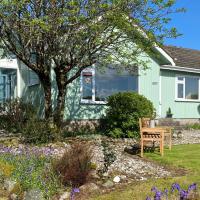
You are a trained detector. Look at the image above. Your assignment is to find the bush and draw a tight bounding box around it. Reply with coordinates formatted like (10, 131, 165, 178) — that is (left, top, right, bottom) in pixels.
(53, 143, 93, 187)
(104, 92, 155, 138)
(21, 119, 57, 144)
(0, 98, 37, 133)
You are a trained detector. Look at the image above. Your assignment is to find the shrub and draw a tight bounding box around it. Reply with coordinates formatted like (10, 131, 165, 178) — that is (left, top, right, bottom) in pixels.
(0, 98, 37, 133)
(186, 123, 200, 130)
(53, 143, 93, 187)
(104, 92, 155, 138)
(21, 119, 57, 144)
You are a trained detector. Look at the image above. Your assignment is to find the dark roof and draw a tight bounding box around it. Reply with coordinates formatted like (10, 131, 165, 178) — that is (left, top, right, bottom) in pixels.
(163, 45, 200, 69)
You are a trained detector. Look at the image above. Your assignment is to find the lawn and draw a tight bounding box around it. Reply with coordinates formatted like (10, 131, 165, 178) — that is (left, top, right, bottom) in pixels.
(90, 144, 200, 200)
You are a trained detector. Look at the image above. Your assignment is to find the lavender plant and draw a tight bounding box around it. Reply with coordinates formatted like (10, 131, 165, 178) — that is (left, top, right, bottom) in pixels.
(146, 183, 197, 200)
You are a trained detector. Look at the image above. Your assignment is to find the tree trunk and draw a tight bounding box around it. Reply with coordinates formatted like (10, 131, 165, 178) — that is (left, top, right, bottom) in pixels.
(54, 69, 67, 127)
(54, 87, 66, 127)
(39, 74, 52, 120)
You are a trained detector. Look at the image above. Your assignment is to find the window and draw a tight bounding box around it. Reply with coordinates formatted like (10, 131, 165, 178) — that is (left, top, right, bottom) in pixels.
(81, 66, 138, 103)
(176, 75, 200, 101)
(28, 69, 39, 86)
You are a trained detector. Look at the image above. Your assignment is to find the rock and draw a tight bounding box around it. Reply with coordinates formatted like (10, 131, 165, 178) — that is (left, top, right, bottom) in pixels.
(4, 179, 17, 193)
(113, 176, 120, 183)
(80, 182, 99, 193)
(140, 176, 147, 181)
(102, 172, 109, 177)
(90, 171, 100, 179)
(120, 175, 127, 180)
(102, 180, 114, 188)
(23, 189, 44, 200)
(59, 192, 70, 200)
(177, 131, 183, 138)
(10, 193, 18, 200)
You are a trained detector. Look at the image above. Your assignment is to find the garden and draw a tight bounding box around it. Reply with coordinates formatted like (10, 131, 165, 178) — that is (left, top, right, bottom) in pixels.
(0, 93, 200, 200)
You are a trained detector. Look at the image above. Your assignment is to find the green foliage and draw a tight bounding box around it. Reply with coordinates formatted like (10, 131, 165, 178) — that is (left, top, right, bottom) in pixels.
(186, 123, 200, 130)
(53, 143, 93, 187)
(0, 99, 58, 144)
(104, 92, 155, 138)
(0, 154, 60, 198)
(0, 99, 37, 133)
(98, 140, 116, 175)
(21, 119, 57, 144)
(0, 0, 184, 121)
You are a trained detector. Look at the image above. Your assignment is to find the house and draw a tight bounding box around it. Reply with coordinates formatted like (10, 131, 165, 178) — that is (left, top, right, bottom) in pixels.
(0, 45, 200, 124)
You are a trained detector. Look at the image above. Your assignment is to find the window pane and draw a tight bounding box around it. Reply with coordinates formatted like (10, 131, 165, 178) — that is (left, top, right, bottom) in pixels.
(95, 68, 138, 101)
(177, 83, 184, 98)
(82, 73, 93, 100)
(185, 77, 199, 100)
(29, 70, 39, 86)
(178, 77, 184, 81)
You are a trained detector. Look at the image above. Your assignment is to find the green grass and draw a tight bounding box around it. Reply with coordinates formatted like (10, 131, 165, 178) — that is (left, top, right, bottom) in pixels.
(90, 144, 200, 200)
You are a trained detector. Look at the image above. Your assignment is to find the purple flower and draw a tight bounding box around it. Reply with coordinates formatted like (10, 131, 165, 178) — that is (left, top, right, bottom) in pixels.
(171, 183, 181, 192)
(180, 190, 188, 200)
(70, 188, 80, 200)
(188, 183, 197, 192)
(146, 197, 151, 200)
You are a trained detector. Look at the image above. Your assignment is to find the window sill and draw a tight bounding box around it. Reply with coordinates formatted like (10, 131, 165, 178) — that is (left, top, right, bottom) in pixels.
(81, 99, 107, 105)
(28, 83, 39, 87)
(175, 99, 200, 103)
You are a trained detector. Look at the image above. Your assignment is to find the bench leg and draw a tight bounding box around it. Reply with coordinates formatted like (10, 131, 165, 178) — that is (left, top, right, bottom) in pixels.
(141, 140, 144, 158)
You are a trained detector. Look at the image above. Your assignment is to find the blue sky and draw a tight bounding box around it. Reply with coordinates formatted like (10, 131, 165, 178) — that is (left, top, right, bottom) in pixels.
(165, 0, 200, 50)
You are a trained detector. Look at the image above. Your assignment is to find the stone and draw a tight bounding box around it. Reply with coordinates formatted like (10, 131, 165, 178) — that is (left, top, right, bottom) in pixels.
(102, 180, 114, 188)
(102, 172, 109, 177)
(59, 192, 70, 200)
(140, 176, 147, 181)
(113, 176, 120, 183)
(120, 175, 127, 180)
(23, 189, 44, 200)
(10, 193, 18, 200)
(80, 182, 99, 193)
(4, 179, 17, 193)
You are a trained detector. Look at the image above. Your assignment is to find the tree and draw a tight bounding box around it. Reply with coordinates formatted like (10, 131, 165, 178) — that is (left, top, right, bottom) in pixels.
(0, 0, 184, 125)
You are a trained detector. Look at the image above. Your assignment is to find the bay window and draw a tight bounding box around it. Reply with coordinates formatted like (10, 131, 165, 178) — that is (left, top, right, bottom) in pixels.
(176, 75, 200, 101)
(81, 66, 138, 103)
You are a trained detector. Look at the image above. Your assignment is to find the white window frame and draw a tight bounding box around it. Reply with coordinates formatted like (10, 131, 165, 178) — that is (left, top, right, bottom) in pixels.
(80, 67, 107, 104)
(175, 74, 200, 102)
(80, 66, 138, 104)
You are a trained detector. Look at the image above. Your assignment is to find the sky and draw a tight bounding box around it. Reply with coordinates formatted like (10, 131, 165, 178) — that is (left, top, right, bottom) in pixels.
(164, 0, 200, 50)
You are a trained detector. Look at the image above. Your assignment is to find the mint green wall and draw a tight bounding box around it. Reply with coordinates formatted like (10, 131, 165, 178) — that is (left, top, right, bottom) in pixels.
(138, 58, 160, 117)
(19, 61, 45, 116)
(63, 55, 162, 120)
(51, 69, 106, 120)
(161, 69, 200, 119)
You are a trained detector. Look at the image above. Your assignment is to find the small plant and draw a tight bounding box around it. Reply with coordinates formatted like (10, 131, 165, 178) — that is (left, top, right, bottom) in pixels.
(186, 123, 200, 130)
(166, 107, 173, 118)
(53, 143, 93, 187)
(21, 119, 56, 144)
(104, 92, 155, 138)
(98, 140, 116, 175)
(0, 98, 37, 133)
(0, 162, 15, 177)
